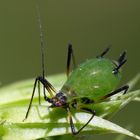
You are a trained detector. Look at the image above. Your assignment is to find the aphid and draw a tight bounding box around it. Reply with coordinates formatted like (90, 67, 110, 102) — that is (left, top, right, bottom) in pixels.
(23, 10, 129, 135)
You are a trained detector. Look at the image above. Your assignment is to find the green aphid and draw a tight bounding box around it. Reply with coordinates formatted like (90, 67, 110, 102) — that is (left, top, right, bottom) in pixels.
(24, 44, 129, 135)
(24, 10, 129, 135)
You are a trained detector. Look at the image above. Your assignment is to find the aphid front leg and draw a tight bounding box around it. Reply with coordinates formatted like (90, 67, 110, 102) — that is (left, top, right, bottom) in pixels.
(66, 44, 76, 77)
(67, 107, 95, 135)
(38, 80, 41, 105)
(23, 76, 56, 121)
(99, 85, 129, 101)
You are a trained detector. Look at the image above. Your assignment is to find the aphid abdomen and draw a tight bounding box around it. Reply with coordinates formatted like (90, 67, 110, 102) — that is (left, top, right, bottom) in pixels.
(61, 58, 121, 101)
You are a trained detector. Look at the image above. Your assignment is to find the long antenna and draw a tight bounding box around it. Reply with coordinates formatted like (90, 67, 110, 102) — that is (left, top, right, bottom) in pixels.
(36, 6, 45, 80)
(36, 5, 46, 99)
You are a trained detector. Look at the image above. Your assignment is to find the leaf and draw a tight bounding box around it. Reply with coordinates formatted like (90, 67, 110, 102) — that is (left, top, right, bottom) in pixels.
(114, 126, 133, 140)
(133, 97, 140, 102)
(0, 73, 66, 106)
(0, 73, 140, 140)
(0, 106, 140, 140)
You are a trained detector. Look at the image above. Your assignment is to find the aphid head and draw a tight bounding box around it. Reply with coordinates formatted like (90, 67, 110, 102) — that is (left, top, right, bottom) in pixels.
(49, 92, 67, 108)
(113, 51, 127, 74)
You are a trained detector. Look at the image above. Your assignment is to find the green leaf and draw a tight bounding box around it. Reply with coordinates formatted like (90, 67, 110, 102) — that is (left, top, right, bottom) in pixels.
(133, 97, 140, 102)
(0, 73, 140, 140)
(0, 105, 140, 140)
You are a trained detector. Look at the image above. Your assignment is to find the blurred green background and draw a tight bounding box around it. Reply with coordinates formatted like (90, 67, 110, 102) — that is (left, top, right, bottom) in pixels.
(0, 0, 140, 139)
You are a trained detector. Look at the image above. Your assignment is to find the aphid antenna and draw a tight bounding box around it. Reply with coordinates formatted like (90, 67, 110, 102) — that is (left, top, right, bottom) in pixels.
(36, 6, 46, 80)
(36, 5, 46, 96)
(96, 44, 111, 58)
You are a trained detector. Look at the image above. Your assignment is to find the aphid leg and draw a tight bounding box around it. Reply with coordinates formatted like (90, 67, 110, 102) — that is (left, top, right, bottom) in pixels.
(67, 107, 76, 134)
(67, 107, 95, 135)
(23, 76, 56, 121)
(37, 80, 45, 105)
(37, 76, 56, 99)
(66, 43, 76, 77)
(99, 85, 129, 101)
(23, 78, 38, 121)
(96, 45, 111, 58)
(38, 80, 41, 105)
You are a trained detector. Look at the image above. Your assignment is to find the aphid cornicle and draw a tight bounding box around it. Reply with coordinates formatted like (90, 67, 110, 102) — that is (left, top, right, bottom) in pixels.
(24, 10, 129, 135)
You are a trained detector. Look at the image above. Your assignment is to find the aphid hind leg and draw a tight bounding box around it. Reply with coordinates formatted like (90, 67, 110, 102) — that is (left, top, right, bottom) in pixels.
(67, 107, 95, 135)
(99, 85, 129, 101)
(23, 76, 56, 121)
(66, 43, 76, 77)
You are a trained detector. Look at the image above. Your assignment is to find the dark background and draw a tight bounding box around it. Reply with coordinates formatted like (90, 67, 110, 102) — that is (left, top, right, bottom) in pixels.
(0, 0, 139, 139)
